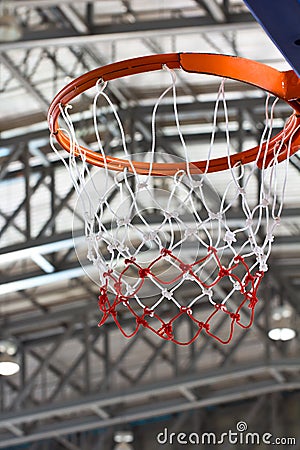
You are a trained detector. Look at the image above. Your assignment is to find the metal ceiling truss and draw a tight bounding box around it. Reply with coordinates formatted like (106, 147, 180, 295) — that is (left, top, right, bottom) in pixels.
(0, 2, 256, 52)
(0, 2, 299, 449)
(0, 276, 299, 447)
(1, 111, 300, 309)
(0, 355, 299, 448)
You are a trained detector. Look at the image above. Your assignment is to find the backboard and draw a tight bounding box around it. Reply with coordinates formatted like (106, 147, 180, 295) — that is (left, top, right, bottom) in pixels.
(244, 0, 300, 77)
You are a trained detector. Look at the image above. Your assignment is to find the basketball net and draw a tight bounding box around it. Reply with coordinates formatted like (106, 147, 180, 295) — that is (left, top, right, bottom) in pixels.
(50, 66, 297, 345)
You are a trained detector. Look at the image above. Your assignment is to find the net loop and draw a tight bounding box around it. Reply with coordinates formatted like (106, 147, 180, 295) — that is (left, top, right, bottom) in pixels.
(96, 77, 107, 92)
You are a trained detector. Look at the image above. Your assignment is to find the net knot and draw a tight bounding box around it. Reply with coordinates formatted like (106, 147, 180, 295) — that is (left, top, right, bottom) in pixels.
(207, 246, 216, 254)
(215, 304, 227, 313)
(248, 297, 258, 309)
(202, 287, 213, 297)
(233, 281, 242, 291)
(107, 243, 116, 253)
(161, 322, 173, 338)
(274, 217, 281, 226)
(255, 271, 264, 279)
(238, 187, 246, 195)
(144, 307, 154, 317)
(179, 262, 191, 273)
(233, 255, 244, 263)
(246, 292, 253, 300)
(261, 197, 269, 207)
(96, 231, 104, 240)
(199, 322, 210, 331)
(223, 230, 236, 245)
(184, 226, 197, 239)
(191, 180, 203, 189)
(117, 244, 128, 254)
(125, 257, 136, 265)
(256, 253, 268, 271)
(180, 306, 192, 315)
(117, 216, 131, 226)
(136, 317, 148, 327)
(143, 231, 157, 242)
(260, 262, 268, 272)
(99, 285, 107, 295)
(164, 210, 179, 220)
(253, 245, 264, 256)
(139, 267, 151, 278)
(161, 248, 172, 257)
(219, 266, 230, 277)
(114, 281, 122, 292)
(209, 211, 222, 220)
(87, 249, 95, 261)
(103, 270, 113, 278)
(137, 181, 148, 190)
(98, 293, 108, 309)
(230, 312, 240, 321)
(244, 273, 254, 285)
(162, 289, 173, 300)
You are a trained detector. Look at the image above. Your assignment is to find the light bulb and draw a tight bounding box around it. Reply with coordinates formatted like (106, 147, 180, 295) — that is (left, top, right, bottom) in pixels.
(268, 327, 296, 342)
(0, 360, 20, 376)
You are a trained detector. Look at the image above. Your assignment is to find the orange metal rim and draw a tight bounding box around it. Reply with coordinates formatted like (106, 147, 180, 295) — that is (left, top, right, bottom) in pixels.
(48, 53, 300, 175)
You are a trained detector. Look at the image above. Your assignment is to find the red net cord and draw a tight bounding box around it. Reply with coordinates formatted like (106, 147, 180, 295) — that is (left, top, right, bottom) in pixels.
(97, 247, 264, 345)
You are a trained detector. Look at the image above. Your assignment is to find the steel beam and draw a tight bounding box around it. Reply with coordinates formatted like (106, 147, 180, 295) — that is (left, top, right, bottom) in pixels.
(11, 323, 75, 409)
(0, 53, 49, 113)
(0, 97, 292, 151)
(196, 0, 226, 23)
(0, 360, 298, 448)
(0, 266, 91, 295)
(0, 14, 256, 51)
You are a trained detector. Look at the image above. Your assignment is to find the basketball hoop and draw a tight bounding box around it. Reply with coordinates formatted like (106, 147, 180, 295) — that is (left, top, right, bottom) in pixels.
(48, 53, 300, 345)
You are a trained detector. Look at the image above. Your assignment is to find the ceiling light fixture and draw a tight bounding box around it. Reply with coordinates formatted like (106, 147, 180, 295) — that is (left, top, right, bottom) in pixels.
(114, 430, 134, 450)
(0, 338, 20, 376)
(0, 14, 22, 42)
(268, 305, 297, 342)
(268, 327, 296, 342)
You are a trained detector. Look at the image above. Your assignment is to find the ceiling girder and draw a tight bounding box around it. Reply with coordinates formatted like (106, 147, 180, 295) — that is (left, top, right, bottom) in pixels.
(0, 53, 49, 113)
(0, 3, 299, 449)
(0, 13, 256, 52)
(0, 360, 299, 448)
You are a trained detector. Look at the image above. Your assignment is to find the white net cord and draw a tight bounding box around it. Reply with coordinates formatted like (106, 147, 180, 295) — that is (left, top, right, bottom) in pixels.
(50, 67, 298, 345)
